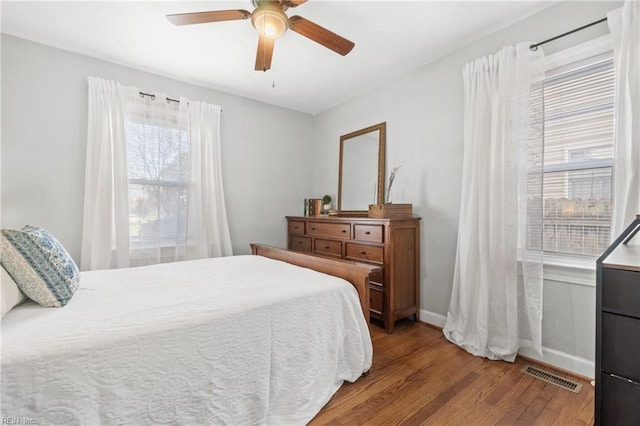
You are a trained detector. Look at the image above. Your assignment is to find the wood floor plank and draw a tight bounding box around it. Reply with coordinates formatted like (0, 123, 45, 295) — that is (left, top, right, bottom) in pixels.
(460, 363, 536, 425)
(554, 380, 592, 425)
(518, 375, 547, 406)
(310, 321, 594, 426)
(517, 395, 552, 424)
(370, 343, 488, 425)
(575, 384, 596, 425)
(533, 407, 560, 425)
(417, 361, 514, 425)
(313, 324, 452, 423)
(495, 401, 529, 426)
(327, 342, 472, 425)
(481, 361, 522, 406)
(310, 362, 413, 424)
(545, 379, 576, 413)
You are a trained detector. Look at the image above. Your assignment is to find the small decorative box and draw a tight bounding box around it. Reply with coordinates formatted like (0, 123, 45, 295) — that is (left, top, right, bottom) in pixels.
(368, 204, 413, 218)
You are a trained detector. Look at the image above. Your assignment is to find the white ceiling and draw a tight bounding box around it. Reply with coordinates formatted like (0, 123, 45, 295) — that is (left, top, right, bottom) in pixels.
(1, 1, 556, 115)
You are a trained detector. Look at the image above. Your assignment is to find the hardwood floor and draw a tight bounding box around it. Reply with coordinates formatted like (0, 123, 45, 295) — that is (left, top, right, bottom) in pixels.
(310, 320, 594, 425)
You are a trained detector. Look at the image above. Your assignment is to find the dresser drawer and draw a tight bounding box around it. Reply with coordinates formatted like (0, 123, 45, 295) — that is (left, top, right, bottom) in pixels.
(307, 222, 351, 239)
(370, 283, 384, 314)
(345, 243, 384, 264)
(602, 312, 640, 381)
(354, 224, 384, 243)
(602, 268, 640, 317)
(314, 238, 342, 257)
(369, 268, 384, 286)
(600, 372, 640, 425)
(288, 220, 305, 234)
(289, 235, 311, 252)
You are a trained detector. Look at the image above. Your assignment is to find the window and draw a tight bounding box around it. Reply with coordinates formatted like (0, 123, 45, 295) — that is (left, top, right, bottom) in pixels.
(125, 99, 189, 266)
(82, 77, 232, 271)
(538, 51, 614, 258)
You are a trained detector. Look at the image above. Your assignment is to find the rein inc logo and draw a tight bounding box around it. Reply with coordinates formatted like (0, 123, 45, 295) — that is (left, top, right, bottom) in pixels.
(2, 418, 35, 425)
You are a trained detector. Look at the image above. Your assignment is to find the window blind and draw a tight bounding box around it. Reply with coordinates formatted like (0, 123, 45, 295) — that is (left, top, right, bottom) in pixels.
(540, 57, 614, 257)
(125, 104, 190, 265)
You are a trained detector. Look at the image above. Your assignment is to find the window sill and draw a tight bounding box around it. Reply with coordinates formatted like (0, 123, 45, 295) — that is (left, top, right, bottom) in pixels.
(519, 254, 596, 287)
(542, 254, 596, 287)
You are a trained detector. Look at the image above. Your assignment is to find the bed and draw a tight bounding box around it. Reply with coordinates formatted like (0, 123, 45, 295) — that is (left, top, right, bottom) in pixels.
(1, 243, 378, 425)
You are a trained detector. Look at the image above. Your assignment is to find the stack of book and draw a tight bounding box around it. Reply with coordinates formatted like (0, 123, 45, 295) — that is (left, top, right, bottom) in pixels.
(303, 198, 324, 216)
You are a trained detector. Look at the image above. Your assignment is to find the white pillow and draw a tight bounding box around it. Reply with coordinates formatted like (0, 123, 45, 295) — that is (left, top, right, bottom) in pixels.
(1, 265, 26, 318)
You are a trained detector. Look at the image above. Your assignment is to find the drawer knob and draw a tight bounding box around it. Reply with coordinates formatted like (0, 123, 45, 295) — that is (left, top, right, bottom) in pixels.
(365, 231, 371, 235)
(360, 251, 367, 255)
(325, 246, 330, 249)
(294, 226, 299, 229)
(311, 227, 316, 231)
(342, 230, 346, 233)
(298, 241, 303, 245)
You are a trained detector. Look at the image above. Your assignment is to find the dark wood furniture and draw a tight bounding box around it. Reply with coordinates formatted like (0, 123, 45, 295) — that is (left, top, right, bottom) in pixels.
(596, 214, 640, 425)
(285, 215, 421, 333)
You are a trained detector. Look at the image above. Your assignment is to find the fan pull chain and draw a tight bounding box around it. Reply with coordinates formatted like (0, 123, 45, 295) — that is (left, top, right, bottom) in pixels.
(262, 19, 267, 72)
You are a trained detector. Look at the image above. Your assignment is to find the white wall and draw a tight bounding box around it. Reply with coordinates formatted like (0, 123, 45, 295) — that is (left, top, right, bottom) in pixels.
(1, 34, 314, 262)
(313, 0, 621, 377)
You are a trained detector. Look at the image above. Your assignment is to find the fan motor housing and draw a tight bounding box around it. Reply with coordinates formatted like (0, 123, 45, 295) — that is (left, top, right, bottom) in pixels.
(251, 3, 289, 39)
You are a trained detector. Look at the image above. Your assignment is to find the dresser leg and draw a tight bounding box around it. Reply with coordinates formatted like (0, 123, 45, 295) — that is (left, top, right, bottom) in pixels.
(385, 320, 395, 334)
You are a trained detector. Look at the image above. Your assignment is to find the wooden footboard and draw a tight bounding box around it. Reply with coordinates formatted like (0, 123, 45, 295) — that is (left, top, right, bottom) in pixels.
(250, 244, 380, 321)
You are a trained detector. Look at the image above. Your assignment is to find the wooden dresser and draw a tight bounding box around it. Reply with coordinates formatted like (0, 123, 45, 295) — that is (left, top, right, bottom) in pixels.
(595, 214, 640, 425)
(286, 215, 421, 333)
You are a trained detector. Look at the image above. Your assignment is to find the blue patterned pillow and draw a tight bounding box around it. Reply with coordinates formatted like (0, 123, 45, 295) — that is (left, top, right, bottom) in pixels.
(0, 226, 80, 307)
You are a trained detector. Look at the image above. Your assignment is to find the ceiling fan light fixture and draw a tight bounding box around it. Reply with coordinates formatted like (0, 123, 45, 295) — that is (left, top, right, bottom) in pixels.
(251, 5, 288, 39)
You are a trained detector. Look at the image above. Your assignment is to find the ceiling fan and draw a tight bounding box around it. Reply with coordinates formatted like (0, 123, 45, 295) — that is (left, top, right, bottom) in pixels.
(166, 0, 355, 72)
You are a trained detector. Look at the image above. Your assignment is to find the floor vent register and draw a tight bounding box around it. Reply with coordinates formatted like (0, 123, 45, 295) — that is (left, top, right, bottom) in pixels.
(521, 365, 583, 393)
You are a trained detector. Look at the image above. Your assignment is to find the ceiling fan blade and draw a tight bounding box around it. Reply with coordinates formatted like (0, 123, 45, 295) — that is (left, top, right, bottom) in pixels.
(289, 16, 354, 56)
(282, 0, 308, 8)
(255, 35, 275, 71)
(167, 10, 251, 26)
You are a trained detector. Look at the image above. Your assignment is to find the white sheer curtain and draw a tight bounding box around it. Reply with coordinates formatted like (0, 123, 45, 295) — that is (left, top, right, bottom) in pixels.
(608, 0, 640, 238)
(81, 77, 233, 271)
(185, 101, 233, 259)
(443, 43, 545, 361)
(81, 77, 133, 270)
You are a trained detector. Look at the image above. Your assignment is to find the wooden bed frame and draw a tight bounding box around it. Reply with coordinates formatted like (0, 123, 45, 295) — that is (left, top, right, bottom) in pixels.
(250, 243, 380, 321)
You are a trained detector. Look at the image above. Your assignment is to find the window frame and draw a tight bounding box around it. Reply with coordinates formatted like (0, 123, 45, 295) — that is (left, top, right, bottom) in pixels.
(124, 104, 191, 254)
(536, 34, 614, 284)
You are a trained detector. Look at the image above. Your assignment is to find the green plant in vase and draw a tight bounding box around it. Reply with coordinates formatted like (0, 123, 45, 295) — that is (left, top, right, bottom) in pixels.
(322, 194, 332, 215)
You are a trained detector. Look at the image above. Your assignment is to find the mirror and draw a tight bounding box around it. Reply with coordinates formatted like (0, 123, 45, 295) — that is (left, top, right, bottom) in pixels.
(338, 122, 386, 215)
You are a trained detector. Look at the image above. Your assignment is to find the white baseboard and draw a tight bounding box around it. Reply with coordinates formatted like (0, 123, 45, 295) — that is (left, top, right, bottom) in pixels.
(517, 346, 594, 380)
(419, 309, 594, 379)
(419, 308, 446, 327)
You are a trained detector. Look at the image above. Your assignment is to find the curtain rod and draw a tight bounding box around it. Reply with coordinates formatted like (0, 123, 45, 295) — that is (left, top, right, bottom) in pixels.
(529, 17, 608, 51)
(139, 91, 180, 104)
(138, 91, 223, 112)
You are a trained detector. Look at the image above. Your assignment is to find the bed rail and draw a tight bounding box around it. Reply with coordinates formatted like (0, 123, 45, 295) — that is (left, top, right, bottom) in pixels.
(250, 243, 380, 321)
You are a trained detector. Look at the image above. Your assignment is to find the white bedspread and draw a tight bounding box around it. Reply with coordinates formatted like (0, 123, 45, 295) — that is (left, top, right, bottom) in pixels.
(1, 255, 372, 425)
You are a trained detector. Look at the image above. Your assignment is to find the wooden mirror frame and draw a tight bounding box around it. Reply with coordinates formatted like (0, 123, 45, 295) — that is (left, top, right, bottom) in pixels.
(338, 122, 386, 216)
